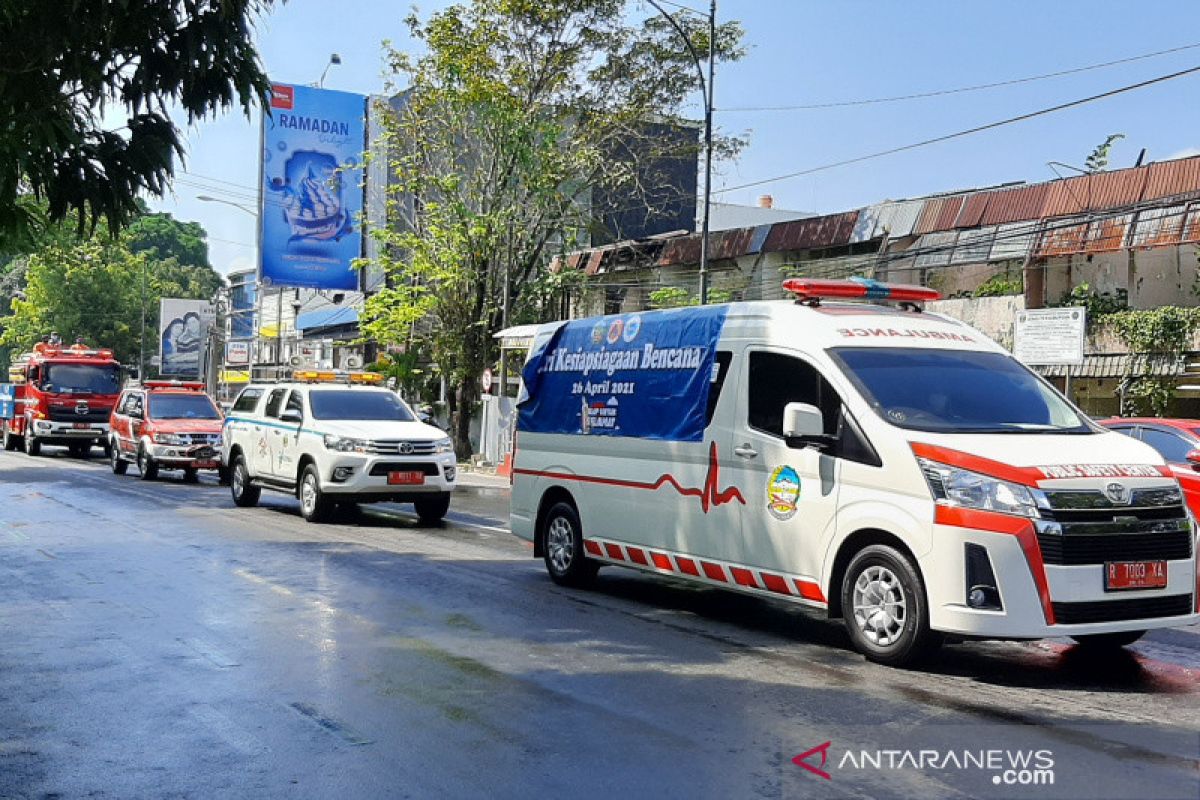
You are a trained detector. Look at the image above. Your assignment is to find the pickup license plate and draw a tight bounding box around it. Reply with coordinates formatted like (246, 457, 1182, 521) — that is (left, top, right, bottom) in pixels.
(72, 423, 90, 430)
(1105, 560, 1167, 591)
(387, 470, 425, 486)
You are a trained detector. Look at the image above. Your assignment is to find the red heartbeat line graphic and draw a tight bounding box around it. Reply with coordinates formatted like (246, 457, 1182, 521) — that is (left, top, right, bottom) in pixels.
(649, 441, 745, 513)
(793, 741, 832, 780)
(512, 441, 745, 514)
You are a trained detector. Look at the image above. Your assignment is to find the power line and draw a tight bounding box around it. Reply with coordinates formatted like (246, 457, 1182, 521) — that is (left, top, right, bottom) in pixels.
(721, 41, 1200, 112)
(716, 64, 1200, 195)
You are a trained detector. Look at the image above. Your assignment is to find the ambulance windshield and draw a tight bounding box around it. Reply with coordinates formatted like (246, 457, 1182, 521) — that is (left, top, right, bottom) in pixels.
(831, 348, 1092, 434)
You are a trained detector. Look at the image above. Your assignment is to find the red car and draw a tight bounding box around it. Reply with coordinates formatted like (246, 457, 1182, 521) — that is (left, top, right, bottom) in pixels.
(108, 381, 227, 482)
(1098, 417, 1200, 516)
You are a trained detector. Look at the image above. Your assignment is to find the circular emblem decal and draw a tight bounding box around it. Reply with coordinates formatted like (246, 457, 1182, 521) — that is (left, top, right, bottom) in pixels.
(607, 318, 624, 345)
(623, 315, 642, 342)
(1104, 482, 1131, 504)
(767, 465, 801, 521)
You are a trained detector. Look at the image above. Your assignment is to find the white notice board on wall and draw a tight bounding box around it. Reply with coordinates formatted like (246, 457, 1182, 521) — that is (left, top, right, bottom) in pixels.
(1013, 307, 1086, 366)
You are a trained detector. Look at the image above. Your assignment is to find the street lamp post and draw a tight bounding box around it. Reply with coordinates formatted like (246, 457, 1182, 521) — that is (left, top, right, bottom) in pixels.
(644, 0, 716, 305)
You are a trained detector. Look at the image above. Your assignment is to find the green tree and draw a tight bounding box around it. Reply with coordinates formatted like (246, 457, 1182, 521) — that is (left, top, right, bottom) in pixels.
(0, 0, 273, 244)
(125, 211, 212, 269)
(361, 0, 744, 455)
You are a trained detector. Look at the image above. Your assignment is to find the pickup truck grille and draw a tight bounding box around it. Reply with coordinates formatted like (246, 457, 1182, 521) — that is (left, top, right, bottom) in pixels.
(367, 439, 437, 455)
(1037, 488, 1192, 566)
(179, 433, 221, 446)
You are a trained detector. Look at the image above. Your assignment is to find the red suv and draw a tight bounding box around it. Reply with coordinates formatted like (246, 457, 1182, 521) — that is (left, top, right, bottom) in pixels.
(1098, 417, 1200, 516)
(109, 381, 227, 482)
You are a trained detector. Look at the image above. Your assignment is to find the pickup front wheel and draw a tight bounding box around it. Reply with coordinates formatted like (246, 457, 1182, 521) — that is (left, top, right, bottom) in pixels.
(298, 464, 333, 523)
(413, 493, 451, 525)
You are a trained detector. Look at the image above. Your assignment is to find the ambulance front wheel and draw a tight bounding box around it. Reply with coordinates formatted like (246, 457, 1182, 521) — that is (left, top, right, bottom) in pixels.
(542, 501, 599, 587)
(841, 544, 941, 667)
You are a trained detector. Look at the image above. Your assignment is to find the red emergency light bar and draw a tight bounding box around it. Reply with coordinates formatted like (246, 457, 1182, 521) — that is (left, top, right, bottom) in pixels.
(143, 380, 206, 391)
(782, 277, 941, 304)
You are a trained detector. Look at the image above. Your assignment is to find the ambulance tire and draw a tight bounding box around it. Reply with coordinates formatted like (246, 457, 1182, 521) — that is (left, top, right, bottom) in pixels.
(298, 464, 333, 523)
(1071, 630, 1145, 649)
(23, 433, 40, 456)
(542, 501, 599, 587)
(137, 446, 158, 481)
(230, 455, 260, 507)
(414, 493, 451, 525)
(841, 544, 941, 667)
(110, 444, 128, 475)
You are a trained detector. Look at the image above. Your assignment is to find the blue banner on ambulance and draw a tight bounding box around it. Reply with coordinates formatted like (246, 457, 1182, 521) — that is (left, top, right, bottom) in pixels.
(518, 306, 728, 441)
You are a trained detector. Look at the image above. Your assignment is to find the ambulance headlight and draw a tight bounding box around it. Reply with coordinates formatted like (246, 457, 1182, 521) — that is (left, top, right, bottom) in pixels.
(433, 437, 453, 454)
(153, 433, 186, 445)
(323, 434, 369, 453)
(918, 458, 1040, 519)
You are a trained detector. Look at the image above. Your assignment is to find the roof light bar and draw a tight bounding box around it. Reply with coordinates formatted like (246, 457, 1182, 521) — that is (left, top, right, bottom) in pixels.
(782, 277, 941, 304)
(292, 369, 385, 385)
(143, 380, 206, 391)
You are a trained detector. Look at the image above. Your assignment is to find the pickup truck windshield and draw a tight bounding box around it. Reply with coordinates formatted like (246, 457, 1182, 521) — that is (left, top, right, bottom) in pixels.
(308, 390, 415, 421)
(42, 363, 121, 395)
(148, 394, 221, 420)
(831, 347, 1093, 434)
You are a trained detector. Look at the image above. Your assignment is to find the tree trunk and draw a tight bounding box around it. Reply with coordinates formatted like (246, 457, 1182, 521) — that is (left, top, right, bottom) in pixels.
(451, 378, 480, 458)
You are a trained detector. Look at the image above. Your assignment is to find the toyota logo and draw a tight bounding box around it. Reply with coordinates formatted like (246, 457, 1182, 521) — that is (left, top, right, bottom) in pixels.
(398, 442, 414, 454)
(1104, 482, 1132, 505)
(74, 401, 89, 416)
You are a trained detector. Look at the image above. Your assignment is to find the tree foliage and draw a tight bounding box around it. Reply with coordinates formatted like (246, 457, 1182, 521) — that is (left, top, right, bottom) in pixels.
(1085, 133, 1125, 173)
(361, 0, 745, 454)
(0, 0, 273, 245)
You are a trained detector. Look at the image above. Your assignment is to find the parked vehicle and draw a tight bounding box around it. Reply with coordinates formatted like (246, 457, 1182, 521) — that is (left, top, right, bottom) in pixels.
(510, 278, 1200, 666)
(220, 371, 457, 523)
(1, 342, 122, 457)
(1098, 417, 1200, 516)
(109, 381, 226, 482)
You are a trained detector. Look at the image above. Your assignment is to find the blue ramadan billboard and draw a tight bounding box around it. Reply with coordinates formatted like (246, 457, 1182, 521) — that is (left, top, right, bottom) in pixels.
(259, 83, 365, 290)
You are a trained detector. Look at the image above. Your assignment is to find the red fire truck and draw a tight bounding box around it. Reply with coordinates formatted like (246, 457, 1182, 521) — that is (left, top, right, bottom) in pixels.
(1, 343, 123, 457)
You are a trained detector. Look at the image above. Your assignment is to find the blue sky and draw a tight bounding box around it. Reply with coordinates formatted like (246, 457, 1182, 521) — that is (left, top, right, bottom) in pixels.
(155, 0, 1200, 274)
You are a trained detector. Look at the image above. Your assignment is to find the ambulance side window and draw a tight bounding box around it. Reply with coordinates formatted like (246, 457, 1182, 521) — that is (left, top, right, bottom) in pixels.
(705, 351, 733, 426)
(748, 351, 840, 437)
(264, 388, 288, 418)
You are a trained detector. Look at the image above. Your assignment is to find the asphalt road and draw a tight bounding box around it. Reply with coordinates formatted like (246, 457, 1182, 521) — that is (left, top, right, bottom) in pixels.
(1, 448, 1198, 800)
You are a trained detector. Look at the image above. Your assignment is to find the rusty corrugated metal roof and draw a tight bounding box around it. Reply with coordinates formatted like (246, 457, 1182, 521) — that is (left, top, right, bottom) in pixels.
(1144, 156, 1200, 201)
(1043, 168, 1149, 216)
(761, 211, 859, 252)
(956, 193, 989, 228)
(979, 184, 1050, 225)
(914, 196, 966, 234)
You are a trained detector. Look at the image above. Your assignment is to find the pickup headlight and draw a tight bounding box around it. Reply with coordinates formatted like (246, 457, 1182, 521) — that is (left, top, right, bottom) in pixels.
(153, 433, 186, 445)
(323, 434, 369, 453)
(433, 437, 454, 454)
(918, 458, 1041, 518)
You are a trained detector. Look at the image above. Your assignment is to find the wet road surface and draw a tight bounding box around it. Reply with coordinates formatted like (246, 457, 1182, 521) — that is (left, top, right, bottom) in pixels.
(1, 449, 1198, 799)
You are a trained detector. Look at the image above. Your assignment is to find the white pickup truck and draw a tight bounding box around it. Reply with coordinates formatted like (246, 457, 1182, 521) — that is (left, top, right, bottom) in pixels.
(220, 375, 457, 523)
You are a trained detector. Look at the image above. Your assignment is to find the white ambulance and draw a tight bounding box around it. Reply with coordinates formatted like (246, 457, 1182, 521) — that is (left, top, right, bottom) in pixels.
(510, 279, 1200, 665)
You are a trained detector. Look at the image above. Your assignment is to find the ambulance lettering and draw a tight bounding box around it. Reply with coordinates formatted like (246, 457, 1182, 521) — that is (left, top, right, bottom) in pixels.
(1037, 463, 1163, 479)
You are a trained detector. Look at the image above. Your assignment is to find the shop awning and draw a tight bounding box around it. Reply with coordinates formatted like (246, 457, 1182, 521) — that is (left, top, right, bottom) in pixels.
(1033, 354, 1184, 379)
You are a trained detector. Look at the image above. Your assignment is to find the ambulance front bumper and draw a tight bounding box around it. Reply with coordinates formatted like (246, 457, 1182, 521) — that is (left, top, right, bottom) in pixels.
(925, 518, 1200, 639)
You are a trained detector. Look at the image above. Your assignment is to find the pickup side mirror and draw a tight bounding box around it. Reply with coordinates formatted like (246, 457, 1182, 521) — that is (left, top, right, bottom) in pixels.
(280, 409, 303, 424)
(1186, 448, 1200, 469)
(783, 402, 836, 450)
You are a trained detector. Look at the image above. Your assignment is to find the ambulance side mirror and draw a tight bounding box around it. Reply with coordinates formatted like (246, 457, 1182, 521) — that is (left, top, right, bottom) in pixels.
(1186, 448, 1200, 470)
(783, 402, 835, 450)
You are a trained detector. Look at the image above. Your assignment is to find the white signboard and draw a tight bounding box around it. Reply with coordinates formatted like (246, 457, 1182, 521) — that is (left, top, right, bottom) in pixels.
(225, 341, 251, 365)
(1014, 307, 1086, 366)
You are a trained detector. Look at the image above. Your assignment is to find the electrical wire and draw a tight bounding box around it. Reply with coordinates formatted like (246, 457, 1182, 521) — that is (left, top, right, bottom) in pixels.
(722, 41, 1200, 112)
(716, 64, 1200, 195)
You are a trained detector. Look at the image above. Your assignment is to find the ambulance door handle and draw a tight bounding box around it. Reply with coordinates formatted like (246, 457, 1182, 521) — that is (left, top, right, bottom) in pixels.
(734, 443, 758, 459)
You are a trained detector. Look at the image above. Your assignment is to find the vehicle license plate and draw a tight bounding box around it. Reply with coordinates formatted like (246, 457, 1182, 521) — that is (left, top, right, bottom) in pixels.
(1104, 560, 1167, 591)
(387, 470, 425, 485)
(72, 423, 90, 430)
